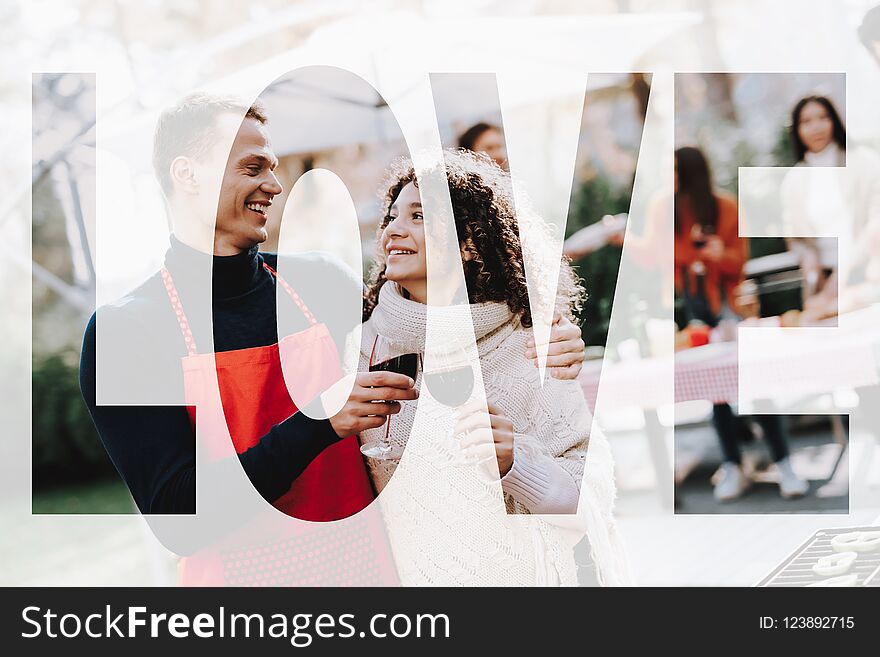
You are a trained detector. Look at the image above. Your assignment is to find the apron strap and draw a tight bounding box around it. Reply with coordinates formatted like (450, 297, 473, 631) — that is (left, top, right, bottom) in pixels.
(262, 262, 318, 327)
(160, 267, 199, 357)
(160, 261, 320, 357)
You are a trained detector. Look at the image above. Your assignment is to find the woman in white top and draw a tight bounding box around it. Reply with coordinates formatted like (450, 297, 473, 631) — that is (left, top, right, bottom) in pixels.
(781, 95, 880, 319)
(351, 149, 629, 586)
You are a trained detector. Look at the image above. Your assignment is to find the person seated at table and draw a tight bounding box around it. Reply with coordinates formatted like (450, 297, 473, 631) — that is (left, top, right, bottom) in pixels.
(781, 95, 880, 322)
(677, 147, 809, 500)
(623, 147, 808, 501)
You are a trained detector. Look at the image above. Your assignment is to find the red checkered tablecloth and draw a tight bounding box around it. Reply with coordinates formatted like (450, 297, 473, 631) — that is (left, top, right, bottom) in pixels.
(579, 308, 880, 413)
(673, 343, 740, 404)
(578, 342, 739, 413)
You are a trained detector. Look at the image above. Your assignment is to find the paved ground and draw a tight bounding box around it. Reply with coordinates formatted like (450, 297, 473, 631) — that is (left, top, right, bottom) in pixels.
(606, 415, 880, 584)
(0, 417, 869, 586)
(674, 419, 849, 514)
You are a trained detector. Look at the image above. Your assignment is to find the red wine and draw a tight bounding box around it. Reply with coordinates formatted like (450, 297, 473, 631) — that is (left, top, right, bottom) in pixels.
(424, 366, 474, 407)
(369, 353, 419, 380)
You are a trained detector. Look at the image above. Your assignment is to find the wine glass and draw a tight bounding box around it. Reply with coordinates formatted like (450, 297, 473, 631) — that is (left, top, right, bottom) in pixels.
(691, 223, 714, 251)
(359, 334, 420, 461)
(424, 343, 494, 468)
(423, 343, 475, 408)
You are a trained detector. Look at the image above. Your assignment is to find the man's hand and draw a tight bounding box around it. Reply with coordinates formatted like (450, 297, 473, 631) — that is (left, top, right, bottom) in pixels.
(328, 371, 418, 438)
(604, 214, 626, 248)
(525, 311, 585, 380)
(454, 401, 515, 477)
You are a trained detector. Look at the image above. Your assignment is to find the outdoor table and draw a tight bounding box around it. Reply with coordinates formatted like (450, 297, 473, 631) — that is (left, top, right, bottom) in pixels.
(577, 304, 880, 508)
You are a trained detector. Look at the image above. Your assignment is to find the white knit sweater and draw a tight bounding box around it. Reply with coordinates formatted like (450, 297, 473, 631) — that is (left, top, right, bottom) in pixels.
(350, 282, 631, 586)
(782, 144, 880, 286)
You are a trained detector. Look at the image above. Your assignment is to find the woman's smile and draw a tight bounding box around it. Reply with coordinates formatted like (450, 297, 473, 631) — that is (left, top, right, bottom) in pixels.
(387, 246, 417, 258)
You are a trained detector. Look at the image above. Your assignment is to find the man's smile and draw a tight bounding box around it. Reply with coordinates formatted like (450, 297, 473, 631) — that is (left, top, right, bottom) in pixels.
(245, 201, 270, 219)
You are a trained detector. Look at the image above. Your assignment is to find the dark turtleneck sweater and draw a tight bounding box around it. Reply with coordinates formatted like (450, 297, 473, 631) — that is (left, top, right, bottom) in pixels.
(79, 236, 363, 517)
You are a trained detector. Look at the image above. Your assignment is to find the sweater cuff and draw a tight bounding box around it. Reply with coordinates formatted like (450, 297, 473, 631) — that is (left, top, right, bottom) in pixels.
(501, 440, 580, 514)
(501, 443, 553, 510)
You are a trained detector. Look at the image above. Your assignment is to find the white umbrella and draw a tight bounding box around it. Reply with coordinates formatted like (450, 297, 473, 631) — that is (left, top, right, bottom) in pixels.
(224, 11, 702, 156)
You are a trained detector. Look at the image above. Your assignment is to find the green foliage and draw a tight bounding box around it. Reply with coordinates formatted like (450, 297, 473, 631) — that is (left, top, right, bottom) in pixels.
(771, 123, 798, 169)
(567, 176, 634, 348)
(749, 124, 797, 259)
(32, 477, 134, 514)
(31, 351, 118, 489)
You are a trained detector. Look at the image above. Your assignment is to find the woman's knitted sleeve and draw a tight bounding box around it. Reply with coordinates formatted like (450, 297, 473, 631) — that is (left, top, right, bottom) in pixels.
(500, 379, 594, 514)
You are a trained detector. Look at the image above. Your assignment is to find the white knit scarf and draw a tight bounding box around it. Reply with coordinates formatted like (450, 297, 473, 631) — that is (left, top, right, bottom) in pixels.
(367, 282, 516, 356)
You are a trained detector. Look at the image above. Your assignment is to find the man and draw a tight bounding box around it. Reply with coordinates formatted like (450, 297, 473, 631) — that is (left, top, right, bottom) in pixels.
(80, 93, 586, 521)
(859, 4, 880, 64)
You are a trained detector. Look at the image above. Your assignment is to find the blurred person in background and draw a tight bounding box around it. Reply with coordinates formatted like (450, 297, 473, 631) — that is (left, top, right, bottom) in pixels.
(859, 4, 880, 64)
(781, 95, 880, 322)
(621, 147, 808, 502)
(458, 121, 508, 170)
(458, 120, 626, 260)
(456, 119, 591, 357)
(673, 147, 807, 501)
(669, 147, 746, 330)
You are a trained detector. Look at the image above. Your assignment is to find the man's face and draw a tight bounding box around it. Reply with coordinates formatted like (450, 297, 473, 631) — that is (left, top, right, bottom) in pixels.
(196, 115, 282, 255)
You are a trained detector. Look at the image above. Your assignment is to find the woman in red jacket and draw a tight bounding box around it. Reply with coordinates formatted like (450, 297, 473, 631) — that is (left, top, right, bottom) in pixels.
(677, 147, 807, 501)
(671, 147, 747, 326)
(621, 147, 808, 502)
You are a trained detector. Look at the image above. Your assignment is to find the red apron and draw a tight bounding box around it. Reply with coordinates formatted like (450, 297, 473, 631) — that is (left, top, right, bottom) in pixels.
(161, 263, 398, 586)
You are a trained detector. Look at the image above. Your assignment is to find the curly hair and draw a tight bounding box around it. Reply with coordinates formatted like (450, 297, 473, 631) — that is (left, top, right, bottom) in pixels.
(363, 149, 585, 328)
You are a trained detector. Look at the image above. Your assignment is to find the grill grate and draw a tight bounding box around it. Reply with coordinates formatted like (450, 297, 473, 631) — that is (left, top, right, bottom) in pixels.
(757, 526, 880, 587)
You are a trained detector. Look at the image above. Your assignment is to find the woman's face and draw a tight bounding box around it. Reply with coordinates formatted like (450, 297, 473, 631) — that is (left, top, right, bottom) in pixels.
(381, 182, 429, 301)
(797, 101, 835, 154)
(472, 128, 508, 170)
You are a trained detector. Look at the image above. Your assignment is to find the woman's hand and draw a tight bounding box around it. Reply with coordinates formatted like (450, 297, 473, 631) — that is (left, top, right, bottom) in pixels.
(699, 235, 725, 263)
(454, 401, 515, 476)
(525, 311, 585, 380)
(799, 247, 823, 297)
(328, 371, 418, 438)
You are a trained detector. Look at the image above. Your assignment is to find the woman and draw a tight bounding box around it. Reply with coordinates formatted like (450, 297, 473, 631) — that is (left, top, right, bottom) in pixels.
(670, 147, 748, 327)
(673, 147, 807, 502)
(352, 149, 628, 585)
(782, 95, 880, 320)
(610, 148, 747, 321)
(458, 121, 508, 170)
